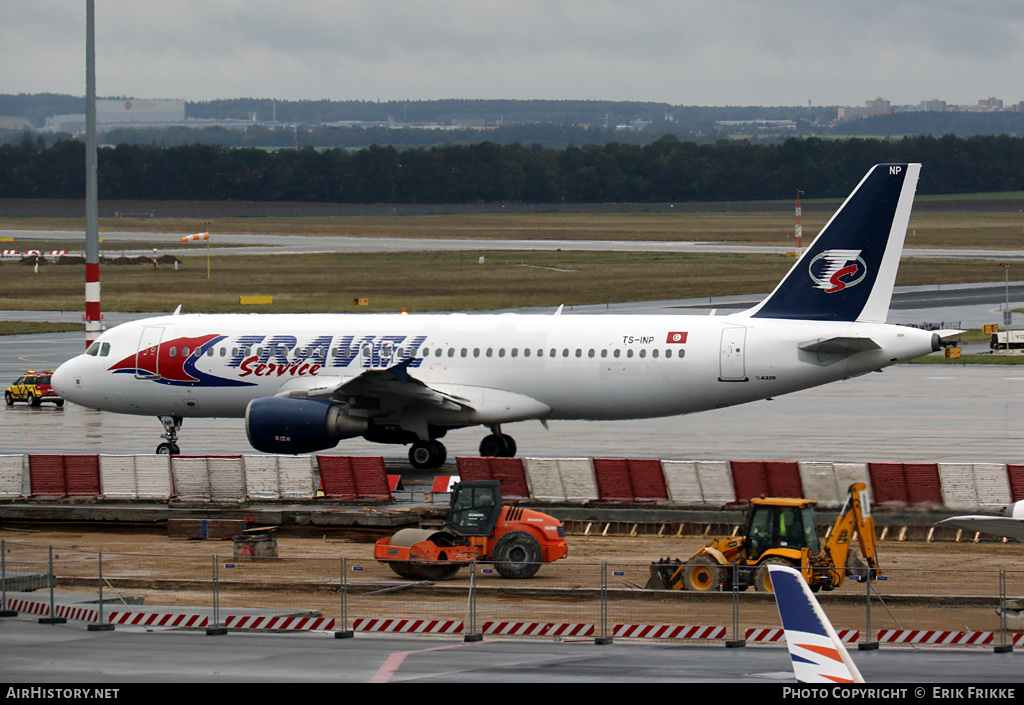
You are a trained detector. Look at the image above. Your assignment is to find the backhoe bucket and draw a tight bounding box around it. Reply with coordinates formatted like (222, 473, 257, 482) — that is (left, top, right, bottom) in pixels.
(645, 557, 684, 590)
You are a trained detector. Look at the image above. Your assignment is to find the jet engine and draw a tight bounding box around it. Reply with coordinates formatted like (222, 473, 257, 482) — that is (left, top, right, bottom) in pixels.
(245, 396, 368, 454)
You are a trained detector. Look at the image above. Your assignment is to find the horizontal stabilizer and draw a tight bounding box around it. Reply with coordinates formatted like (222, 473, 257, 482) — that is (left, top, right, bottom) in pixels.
(798, 336, 880, 355)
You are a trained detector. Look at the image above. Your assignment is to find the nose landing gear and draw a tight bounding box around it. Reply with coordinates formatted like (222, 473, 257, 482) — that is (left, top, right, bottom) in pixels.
(156, 415, 182, 455)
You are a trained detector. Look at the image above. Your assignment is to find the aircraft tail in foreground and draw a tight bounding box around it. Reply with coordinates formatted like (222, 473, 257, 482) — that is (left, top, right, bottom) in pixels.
(769, 564, 864, 684)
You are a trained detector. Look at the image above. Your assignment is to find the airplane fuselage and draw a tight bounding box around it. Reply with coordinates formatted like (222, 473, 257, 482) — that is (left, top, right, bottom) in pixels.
(55, 311, 937, 424)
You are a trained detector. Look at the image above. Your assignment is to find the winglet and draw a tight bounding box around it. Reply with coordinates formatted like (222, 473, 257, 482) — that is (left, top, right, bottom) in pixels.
(769, 564, 864, 684)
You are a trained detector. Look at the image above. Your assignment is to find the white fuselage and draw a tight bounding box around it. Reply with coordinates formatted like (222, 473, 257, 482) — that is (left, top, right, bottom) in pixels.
(52, 311, 937, 427)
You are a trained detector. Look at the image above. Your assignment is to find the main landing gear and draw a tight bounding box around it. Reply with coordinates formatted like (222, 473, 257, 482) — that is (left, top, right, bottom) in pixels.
(156, 415, 182, 455)
(407, 425, 518, 470)
(408, 439, 447, 469)
(477, 426, 516, 459)
(479, 424, 517, 458)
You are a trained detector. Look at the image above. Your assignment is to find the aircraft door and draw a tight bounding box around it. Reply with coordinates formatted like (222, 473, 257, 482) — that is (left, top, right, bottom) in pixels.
(719, 327, 747, 381)
(135, 326, 164, 379)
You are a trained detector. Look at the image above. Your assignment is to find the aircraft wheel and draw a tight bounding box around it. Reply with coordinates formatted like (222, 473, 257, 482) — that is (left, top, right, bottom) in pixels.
(492, 530, 542, 579)
(409, 440, 446, 469)
(479, 433, 515, 458)
(156, 442, 180, 455)
(754, 557, 797, 593)
(500, 434, 517, 457)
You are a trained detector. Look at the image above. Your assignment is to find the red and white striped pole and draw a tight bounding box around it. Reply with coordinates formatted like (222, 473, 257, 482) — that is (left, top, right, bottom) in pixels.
(84, 0, 101, 348)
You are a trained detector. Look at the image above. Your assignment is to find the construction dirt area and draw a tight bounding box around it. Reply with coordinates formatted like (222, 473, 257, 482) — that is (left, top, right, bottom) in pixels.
(3, 524, 1022, 639)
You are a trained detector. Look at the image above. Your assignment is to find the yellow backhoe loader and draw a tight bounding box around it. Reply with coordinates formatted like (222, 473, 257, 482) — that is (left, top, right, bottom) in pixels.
(646, 482, 880, 592)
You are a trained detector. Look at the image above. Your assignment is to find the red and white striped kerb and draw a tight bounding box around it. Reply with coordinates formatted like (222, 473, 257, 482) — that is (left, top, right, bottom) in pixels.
(108, 611, 210, 628)
(746, 628, 859, 644)
(482, 622, 595, 637)
(613, 624, 727, 640)
(225, 615, 337, 631)
(876, 630, 993, 645)
(353, 618, 464, 634)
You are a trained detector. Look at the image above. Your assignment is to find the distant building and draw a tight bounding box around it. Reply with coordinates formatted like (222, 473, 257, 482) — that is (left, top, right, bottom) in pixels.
(45, 99, 186, 133)
(837, 97, 892, 121)
(96, 99, 185, 123)
(919, 99, 947, 112)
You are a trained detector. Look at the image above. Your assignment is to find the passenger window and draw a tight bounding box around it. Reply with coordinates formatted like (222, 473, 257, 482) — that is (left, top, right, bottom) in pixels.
(461, 348, 467, 358)
(639, 349, 646, 358)
(511, 348, 518, 358)
(169, 347, 177, 357)
(473, 348, 480, 358)
(626, 350, 633, 358)
(613, 349, 621, 358)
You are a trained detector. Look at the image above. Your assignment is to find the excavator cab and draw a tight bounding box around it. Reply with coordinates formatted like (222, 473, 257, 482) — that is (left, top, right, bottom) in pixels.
(744, 499, 820, 562)
(446, 480, 503, 537)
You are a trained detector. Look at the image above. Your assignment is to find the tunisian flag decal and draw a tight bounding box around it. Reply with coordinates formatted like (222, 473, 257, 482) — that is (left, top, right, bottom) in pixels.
(666, 332, 688, 344)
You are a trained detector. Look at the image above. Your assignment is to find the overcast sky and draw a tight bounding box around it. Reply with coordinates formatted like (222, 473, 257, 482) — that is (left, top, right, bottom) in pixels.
(4, 1, 1023, 107)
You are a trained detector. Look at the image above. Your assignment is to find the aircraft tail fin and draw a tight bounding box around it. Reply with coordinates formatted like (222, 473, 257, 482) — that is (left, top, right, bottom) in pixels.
(769, 564, 865, 684)
(745, 163, 920, 324)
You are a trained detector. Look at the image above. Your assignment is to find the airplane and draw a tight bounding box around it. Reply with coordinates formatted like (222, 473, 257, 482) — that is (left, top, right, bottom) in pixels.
(51, 163, 951, 468)
(768, 563, 864, 683)
(934, 499, 1024, 542)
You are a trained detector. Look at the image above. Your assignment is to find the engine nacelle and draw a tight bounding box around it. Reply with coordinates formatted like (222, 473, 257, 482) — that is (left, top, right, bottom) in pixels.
(245, 396, 368, 455)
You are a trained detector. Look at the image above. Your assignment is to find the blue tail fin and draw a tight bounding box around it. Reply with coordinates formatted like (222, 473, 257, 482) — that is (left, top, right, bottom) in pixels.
(769, 564, 864, 684)
(746, 163, 920, 323)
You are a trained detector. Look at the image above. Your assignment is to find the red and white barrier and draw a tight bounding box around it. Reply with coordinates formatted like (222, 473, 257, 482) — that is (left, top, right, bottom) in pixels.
(747, 627, 859, 644)
(353, 618, 464, 634)
(876, 629, 994, 645)
(613, 624, 727, 640)
(108, 611, 210, 628)
(225, 615, 336, 631)
(483, 621, 594, 637)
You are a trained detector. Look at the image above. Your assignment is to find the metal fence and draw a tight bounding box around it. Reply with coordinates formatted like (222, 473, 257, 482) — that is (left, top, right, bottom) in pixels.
(2, 539, 1021, 649)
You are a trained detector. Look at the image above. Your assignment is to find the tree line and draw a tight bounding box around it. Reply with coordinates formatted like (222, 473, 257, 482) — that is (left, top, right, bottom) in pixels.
(3, 134, 1024, 204)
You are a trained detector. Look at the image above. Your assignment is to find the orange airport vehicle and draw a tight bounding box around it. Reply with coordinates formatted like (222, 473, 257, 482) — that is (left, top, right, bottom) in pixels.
(374, 480, 568, 580)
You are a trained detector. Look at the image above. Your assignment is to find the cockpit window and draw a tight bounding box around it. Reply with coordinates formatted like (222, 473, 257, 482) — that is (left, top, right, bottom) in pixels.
(86, 343, 100, 356)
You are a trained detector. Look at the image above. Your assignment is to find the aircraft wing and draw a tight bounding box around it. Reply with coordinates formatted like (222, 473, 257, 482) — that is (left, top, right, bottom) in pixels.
(276, 359, 471, 411)
(934, 516, 1024, 542)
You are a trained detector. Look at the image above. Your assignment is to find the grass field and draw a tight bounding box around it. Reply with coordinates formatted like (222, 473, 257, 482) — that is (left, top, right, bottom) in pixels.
(1, 207, 1019, 313)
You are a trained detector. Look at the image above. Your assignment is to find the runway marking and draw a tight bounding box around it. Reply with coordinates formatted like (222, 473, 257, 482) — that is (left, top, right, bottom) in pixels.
(370, 641, 488, 683)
